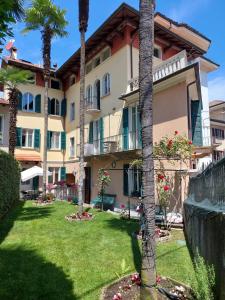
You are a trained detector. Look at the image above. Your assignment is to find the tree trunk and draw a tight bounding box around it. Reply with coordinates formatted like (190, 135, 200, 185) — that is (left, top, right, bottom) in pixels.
(139, 0, 156, 299)
(8, 88, 19, 156)
(42, 27, 51, 199)
(78, 28, 86, 214)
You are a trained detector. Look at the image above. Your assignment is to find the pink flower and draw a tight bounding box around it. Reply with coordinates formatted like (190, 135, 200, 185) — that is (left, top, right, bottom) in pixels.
(156, 275, 161, 284)
(175, 130, 179, 135)
(113, 293, 122, 300)
(164, 185, 170, 191)
(120, 204, 125, 209)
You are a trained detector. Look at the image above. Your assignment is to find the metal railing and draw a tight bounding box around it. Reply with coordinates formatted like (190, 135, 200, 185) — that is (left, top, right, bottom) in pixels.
(127, 50, 188, 93)
(188, 157, 225, 207)
(77, 131, 141, 157)
(85, 96, 101, 111)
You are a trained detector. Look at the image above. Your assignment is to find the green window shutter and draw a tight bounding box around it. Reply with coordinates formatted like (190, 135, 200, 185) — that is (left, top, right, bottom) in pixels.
(33, 176, 39, 190)
(61, 98, 67, 117)
(34, 129, 40, 148)
(35, 94, 41, 113)
(61, 132, 66, 150)
(123, 107, 129, 150)
(191, 100, 203, 146)
(47, 131, 51, 149)
(89, 122, 93, 144)
(17, 92, 22, 110)
(99, 118, 104, 153)
(48, 98, 51, 114)
(123, 164, 129, 196)
(60, 167, 66, 181)
(16, 127, 22, 147)
(137, 108, 142, 148)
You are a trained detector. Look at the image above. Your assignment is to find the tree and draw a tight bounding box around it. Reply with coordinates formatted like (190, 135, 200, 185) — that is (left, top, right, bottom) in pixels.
(139, 0, 156, 299)
(23, 0, 68, 198)
(0, 0, 24, 53)
(78, 0, 89, 214)
(0, 67, 33, 155)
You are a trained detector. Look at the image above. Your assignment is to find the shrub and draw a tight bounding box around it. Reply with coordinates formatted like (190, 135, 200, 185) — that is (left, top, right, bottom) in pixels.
(0, 150, 20, 218)
(191, 251, 215, 300)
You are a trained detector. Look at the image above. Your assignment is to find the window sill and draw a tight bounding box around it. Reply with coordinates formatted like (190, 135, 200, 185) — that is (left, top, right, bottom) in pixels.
(49, 149, 62, 152)
(49, 114, 63, 119)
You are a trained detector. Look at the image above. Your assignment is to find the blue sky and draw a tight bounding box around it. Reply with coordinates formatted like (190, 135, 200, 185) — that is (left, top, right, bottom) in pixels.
(3, 0, 225, 100)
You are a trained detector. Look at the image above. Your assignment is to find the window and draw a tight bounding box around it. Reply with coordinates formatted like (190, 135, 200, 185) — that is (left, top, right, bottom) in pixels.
(50, 132, 60, 149)
(86, 85, 92, 104)
(213, 150, 224, 161)
(50, 98, 60, 116)
(154, 46, 162, 59)
(102, 73, 110, 96)
(48, 167, 54, 184)
(22, 93, 34, 112)
(0, 115, 3, 144)
(70, 102, 75, 121)
(51, 79, 60, 90)
(123, 165, 142, 197)
(22, 129, 34, 148)
(212, 128, 224, 139)
(94, 80, 101, 110)
(102, 48, 111, 62)
(70, 137, 75, 157)
(93, 56, 101, 68)
(70, 75, 76, 86)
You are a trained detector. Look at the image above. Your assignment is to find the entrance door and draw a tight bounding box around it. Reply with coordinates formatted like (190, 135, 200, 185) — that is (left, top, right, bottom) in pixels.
(84, 167, 91, 204)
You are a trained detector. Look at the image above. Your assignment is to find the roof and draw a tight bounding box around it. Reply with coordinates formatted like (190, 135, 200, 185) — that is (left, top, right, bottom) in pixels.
(57, 2, 208, 78)
(15, 154, 41, 162)
(210, 100, 225, 108)
(0, 98, 9, 105)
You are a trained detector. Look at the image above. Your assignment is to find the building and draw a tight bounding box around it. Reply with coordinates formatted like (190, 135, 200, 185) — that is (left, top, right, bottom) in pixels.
(0, 3, 218, 208)
(210, 100, 225, 162)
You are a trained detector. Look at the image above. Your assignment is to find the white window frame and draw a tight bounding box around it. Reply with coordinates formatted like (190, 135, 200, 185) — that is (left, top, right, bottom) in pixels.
(102, 73, 110, 96)
(22, 128, 34, 148)
(0, 114, 4, 144)
(86, 85, 92, 104)
(70, 102, 75, 122)
(70, 137, 75, 158)
(50, 98, 61, 116)
(22, 92, 35, 112)
(51, 132, 61, 150)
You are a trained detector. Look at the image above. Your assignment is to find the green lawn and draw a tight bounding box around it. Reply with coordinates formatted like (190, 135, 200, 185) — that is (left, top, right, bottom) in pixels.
(0, 201, 194, 300)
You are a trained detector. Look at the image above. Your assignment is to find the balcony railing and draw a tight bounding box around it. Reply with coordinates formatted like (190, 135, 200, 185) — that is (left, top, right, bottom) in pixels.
(77, 131, 141, 157)
(85, 96, 101, 114)
(127, 50, 188, 93)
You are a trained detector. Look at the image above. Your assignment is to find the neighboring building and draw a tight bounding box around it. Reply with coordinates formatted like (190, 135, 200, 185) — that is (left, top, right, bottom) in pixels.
(0, 3, 218, 208)
(210, 100, 225, 162)
(0, 98, 9, 152)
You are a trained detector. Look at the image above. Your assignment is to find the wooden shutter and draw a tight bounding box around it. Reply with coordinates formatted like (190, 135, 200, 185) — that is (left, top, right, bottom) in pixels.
(17, 92, 22, 110)
(60, 167, 66, 181)
(47, 131, 51, 149)
(191, 100, 203, 146)
(33, 176, 39, 191)
(16, 127, 22, 147)
(123, 164, 129, 196)
(35, 94, 41, 113)
(123, 107, 129, 150)
(61, 98, 67, 116)
(61, 132, 66, 150)
(89, 122, 93, 144)
(34, 129, 40, 148)
(48, 98, 51, 114)
(99, 118, 104, 153)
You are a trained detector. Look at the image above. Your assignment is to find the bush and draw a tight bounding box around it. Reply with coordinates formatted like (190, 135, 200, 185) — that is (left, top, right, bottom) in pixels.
(0, 150, 20, 218)
(191, 251, 215, 300)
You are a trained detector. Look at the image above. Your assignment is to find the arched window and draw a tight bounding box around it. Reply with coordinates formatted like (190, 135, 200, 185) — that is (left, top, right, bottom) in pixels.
(22, 93, 34, 112)
(102, 73, 110, 96)
(94, 79, 101, 110)
(50, 98, 60, 115)
(86, 85, 92, 104)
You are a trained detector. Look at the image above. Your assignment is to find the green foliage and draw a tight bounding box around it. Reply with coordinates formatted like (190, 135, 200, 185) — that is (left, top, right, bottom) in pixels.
(0, 150, 20, 218)
(23, 0, 68, 38)
(115, 258, 130, 279)
(0, 67, 34, 90)
(97, 168, 111, 195)
(191, 251, 215, 300)
(0, 0, 24, 53)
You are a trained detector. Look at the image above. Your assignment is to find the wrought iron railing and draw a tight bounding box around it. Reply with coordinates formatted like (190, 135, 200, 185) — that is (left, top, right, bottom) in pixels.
(188, 157, 225, 207)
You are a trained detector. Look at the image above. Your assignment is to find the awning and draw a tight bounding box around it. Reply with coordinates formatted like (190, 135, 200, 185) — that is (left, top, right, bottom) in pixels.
(16, 154, 41, 162)
(21, 166, 52, 182)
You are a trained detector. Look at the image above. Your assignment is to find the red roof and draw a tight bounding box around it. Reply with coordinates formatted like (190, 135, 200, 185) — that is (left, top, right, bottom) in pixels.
(0, 98, 9, 105)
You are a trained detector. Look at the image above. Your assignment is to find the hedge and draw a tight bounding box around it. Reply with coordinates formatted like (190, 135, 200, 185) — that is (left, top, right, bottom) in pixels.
(0, 150, 20, 218)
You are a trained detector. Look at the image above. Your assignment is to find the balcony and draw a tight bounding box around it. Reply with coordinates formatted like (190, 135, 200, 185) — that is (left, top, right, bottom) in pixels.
(127, 50, 188, 93)
(212, 136, 223, 145)
(77, 131, 141, 157)
(85, 96, 101, 115)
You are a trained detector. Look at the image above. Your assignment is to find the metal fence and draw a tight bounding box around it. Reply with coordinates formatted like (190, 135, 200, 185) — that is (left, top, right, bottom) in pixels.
(188, 157, 225, 207)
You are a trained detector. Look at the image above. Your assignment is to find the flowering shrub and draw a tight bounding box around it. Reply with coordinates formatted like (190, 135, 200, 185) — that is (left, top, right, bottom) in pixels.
(153, 131, 193, 159)
(156, 173, 172, 209)
(97, 168, 111, 210)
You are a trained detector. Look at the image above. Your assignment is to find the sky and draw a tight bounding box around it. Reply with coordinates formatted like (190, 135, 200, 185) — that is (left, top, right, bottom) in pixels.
(3, 0, 225, 101)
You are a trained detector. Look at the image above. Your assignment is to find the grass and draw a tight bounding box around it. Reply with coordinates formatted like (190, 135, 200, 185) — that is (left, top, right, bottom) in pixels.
(0, 201, 195, 300)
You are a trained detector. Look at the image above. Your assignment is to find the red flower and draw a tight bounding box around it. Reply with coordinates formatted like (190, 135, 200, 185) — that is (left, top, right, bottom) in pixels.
(120, 204, 125, 209)
(175, 130, 178, 135)
(158, 174, 165, 181)
(167, 139, 173, 149)
(164, 185, 170, 191)
(104, 171, 109, 176)
(156, 275, 161, 284)
(188, 141, 193, 145)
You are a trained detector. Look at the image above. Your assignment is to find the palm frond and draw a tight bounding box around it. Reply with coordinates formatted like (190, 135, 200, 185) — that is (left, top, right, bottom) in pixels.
(0, 67, 34, 89)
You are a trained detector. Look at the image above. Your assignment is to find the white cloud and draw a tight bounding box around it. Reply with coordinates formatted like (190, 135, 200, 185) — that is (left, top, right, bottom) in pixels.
(208, 77, 225, 101)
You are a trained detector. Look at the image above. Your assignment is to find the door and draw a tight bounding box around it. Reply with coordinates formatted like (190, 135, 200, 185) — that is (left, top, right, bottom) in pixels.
(84, 167, 91, 204)
(94, 80, 101, 110)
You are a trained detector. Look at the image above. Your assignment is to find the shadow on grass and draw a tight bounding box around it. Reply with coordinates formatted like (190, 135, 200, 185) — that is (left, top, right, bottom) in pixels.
(156, 245, 186, 260)
(105, 217, 141, 273)
(17, 204, 54, 221)
(0, 247, 76, 300)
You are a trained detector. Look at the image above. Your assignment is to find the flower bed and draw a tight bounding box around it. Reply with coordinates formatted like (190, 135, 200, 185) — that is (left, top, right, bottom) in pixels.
(65, 211, 93, 221)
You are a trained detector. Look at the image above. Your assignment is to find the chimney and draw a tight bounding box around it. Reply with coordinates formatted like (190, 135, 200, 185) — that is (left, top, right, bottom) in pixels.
(10, 47, 18, 60)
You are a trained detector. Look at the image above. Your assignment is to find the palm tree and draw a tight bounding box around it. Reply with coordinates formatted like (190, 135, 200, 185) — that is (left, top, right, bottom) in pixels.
(78, 0, 89, 214)
(139, 0, 156, 299)
(23, 0, 68, 198)
(0, 67, 33, 155)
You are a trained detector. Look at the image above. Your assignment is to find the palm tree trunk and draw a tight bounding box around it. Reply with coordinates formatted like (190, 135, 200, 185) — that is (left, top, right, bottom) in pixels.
(78, 28, 86, 214)
(139, 0, 156, 299)
(8, 88, 19, 156)
(42, 27, 51, 199)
